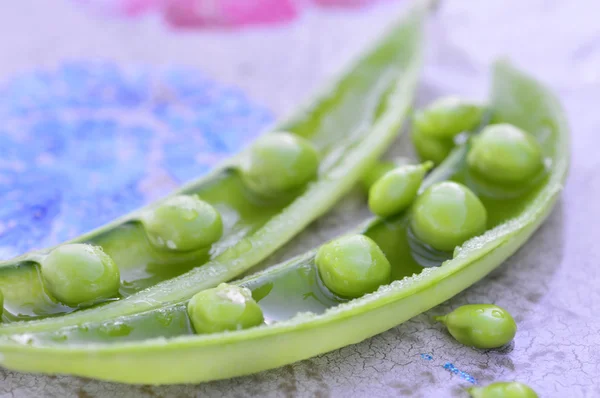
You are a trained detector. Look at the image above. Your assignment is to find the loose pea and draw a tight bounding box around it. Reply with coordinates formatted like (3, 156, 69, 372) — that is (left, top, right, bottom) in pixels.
(142, 195, 223, 252)
(315, 234, 391, 298)
(413, 96, 484, 139)
(410, 181, 487, 252)
(467, 123, 544, 185)
(41, 244, 120, 307)
(411, 127, 454, 165)
(187, 283, 264, 334)
(435, 304, 517, 349)
(240, 132, 320, 196)
(467, 382, 538, 398)
(368, 161, 433, 218)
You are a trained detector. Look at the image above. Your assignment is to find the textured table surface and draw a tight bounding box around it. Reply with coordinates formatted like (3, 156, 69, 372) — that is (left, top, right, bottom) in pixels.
(0, 0, 599, 397)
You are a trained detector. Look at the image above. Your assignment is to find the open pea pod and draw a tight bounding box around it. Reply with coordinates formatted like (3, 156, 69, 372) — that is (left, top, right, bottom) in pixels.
(0, 61, 569, 384)
(0, 2, 428, 328)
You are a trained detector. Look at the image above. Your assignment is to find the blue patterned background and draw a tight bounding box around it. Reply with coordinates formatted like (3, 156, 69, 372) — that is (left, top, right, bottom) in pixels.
(0, 61, 273, 260)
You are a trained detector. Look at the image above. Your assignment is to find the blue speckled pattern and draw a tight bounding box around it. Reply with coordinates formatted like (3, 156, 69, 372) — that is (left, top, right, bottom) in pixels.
(0, 61, 273, 260)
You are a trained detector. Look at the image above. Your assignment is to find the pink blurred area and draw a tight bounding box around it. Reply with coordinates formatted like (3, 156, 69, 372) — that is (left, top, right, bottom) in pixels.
(77, 0, 390, 28)
(161, 0, 298, 29)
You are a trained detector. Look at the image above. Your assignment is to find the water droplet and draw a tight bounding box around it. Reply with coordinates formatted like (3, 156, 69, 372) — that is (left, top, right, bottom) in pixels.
(181, 207, 199, 221)
(218, 238, 253, 262)
(50, 332, 68, 342)
(98, 321, 133, 337)
(491, 310, 504, 318)
(156, 309, 175, 327)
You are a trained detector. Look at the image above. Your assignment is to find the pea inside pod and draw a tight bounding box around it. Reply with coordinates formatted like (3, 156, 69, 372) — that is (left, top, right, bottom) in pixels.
(411, 97, 484, 165)
(410, 181, 488, 252)
(360, 157, 411, 192)
(187, 283, 264, 334)
(435, 304, 517, 349)
(315, 234, 391, 298)
(40, 244, 121, 307)
(467, 123, 544, 186)
(412, 127, 454, 165)
(467, 382, 538, 398)
(140, 195, 223, 252)
(368, 161, 433, 218)
(413, 96, 484, 139)
(240, 132, 320, 197)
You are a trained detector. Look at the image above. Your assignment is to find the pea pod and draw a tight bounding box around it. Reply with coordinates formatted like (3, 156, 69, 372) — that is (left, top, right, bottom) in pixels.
(0, 2, 427, 330)
(0, 60, 569, 384)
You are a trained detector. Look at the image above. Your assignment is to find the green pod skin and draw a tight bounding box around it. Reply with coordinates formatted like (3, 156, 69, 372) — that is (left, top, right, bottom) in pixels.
(240, 132, 320, 197)
(411, 182, 488, 252)
(435, 304, 517, 349)
(41, 244, 120, 307)
(368, 161, 433, 218)
(413, 96, 484, 139)
(0, 62, 569, 385)
(411, 127, 454, 165)
(467, 123, 544, 185)
(467, 382, 539, 398)
(187, 284, 264, 334)
(141, 195, 223, 252)
(315, 235, 391, 298)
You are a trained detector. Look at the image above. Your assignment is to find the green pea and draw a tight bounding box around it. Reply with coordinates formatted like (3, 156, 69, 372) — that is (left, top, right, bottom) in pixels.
(361, 161, 396, 192)
(410, 182, 487, 252)
(435, 304, 517, 349)
(41, 244, 121, 307)
(413, 96, 484, 139)
(142, 195, 223, 252)
(467, 382, 538, 398)
(368, 161, 433, 218)
(467, 123, 544, 185)
(315, 234, 391, 298)
(241, 132, 320, 196)
(360, 157, 411, 192)
(187, 283, 264, 334)
(411, 127, 454, 165)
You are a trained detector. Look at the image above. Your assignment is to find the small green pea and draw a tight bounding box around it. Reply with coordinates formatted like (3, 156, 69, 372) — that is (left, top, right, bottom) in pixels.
(142, 195, 223, 252)
(368, 161, 433, 218)
(467, 123, 544, 185)
(187, 283, 264, 334)
(360, 157, 411, 192)
(315, 234, 391, 298)
(411, 127, 454, 165)
(361, 161, 396, 192)
(41, 244, 121, 307)
(241, 132, 320, 196)
(410, 182, 487, 252)
(435, 304, 517, 349)
(413, 96, 484, 139)
(467, 382, 538, 398)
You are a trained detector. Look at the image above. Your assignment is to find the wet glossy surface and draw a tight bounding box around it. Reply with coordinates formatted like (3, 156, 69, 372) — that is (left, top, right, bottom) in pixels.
(0, 171, 294, 321)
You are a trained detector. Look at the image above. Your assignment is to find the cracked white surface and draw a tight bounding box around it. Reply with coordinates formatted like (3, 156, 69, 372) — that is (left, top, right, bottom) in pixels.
(0, 0, 599, 396)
